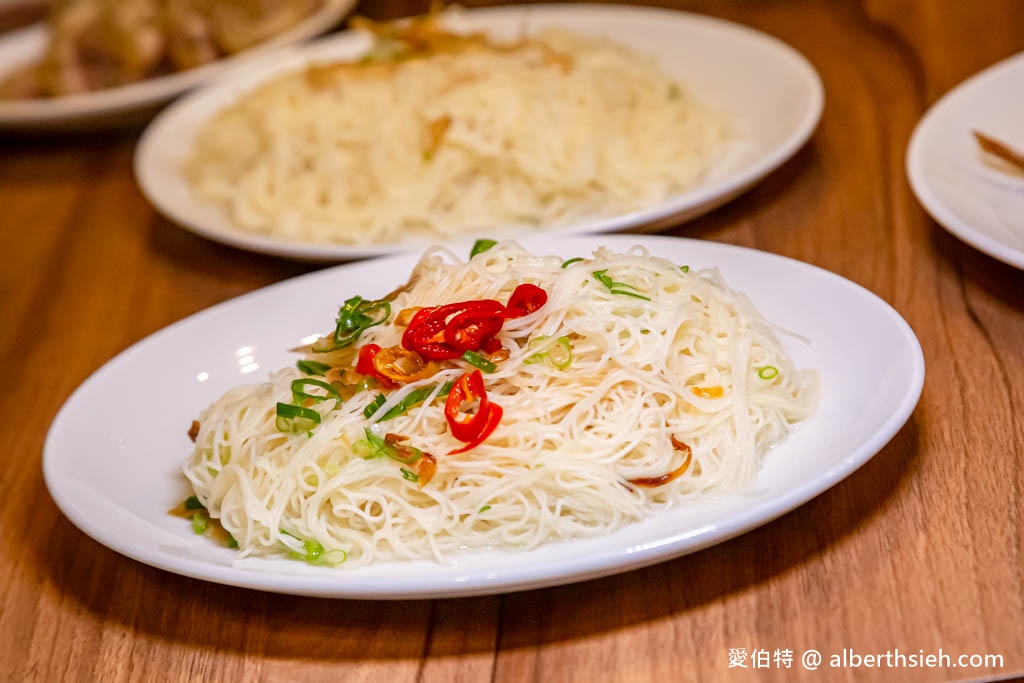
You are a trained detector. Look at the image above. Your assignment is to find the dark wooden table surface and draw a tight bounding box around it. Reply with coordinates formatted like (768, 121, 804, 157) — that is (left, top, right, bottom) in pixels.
(2, 1, 1022, 681)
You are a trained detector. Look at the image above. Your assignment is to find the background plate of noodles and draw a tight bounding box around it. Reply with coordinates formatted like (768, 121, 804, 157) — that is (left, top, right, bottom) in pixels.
(43, 235, 923, 598)
(135, 4, 824, 260)
(0, 0, 355, 130)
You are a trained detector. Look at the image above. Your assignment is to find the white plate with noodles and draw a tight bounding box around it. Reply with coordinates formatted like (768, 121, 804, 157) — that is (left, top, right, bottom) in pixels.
(0, 0, 355, 130)
(135, 4, 823, 260)
(44, 235, 923, 599)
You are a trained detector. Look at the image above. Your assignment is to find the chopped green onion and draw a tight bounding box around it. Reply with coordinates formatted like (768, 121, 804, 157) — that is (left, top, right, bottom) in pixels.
(352, 439, 373, 458)
(325, 549, 348, 564)
(227, 533, 239, 550)
(591, 269, 621, 290)
(758, 366, 779, 380)
(291, 378, 343, 405)
(381, 382, 452, 421)
(401, 468, 419, 482)
(478, 505, 491, 513)
(561, 257, 584, 268)
(358, 428, 423, 464)
(548, 336, 573, 369)
(275, 402, 322, 433)
(680, 265, 690, 273)
(525, 336, 572, 369)
(359, 428, 394, 459)
(523, 335, 550, 365)
(296, 360, 332, 376)
(592, 269, 651, 301)
(364, 382, 452, 421)
(281, 529, 332, 564)
(354, 377, 377, 393)
(470, 239, 498, 258)
(303, 539, 324, 562)
(461, 350, 497, 373)
(312, 296, 391, 352)
(184, 495, 204, 511)
(364, 393, 387, 419)
(389, 442, 423, 465)
(610, 289, 651, 301)
(191, 513, 208, 535)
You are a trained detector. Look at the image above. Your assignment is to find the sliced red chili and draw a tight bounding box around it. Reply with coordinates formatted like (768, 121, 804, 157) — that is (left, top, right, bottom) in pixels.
(444, 370, 491, 442)
(357, 344, 380, 375)
(402, 310, 455, 359)
(403, 286, 547, 360)
(449, 403, 502, 454)
(403, 300, 504, 359)
(446, 306, 504, 350)
(443, 370, 504, 453)
(504, 283, 548, 318)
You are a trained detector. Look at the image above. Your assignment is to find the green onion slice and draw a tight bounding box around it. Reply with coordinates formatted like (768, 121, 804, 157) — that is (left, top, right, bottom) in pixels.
(382, 382, 452, 421)
(284, 535, 338, 565)
(525, 336, 572, 368)
(360, 428, 394, 459)
(523, 335, 550, 365)
(610, 289, 651, 301)
(549, 336, 573, 369)
(291, 378, 343, 405)
(302, 539, 324, 562)
(592, 269, 651, 301)
(191, 513, 208, 535)
(364, 382, 452, 421)
(312, 296, 391, 353)
(401, 468, 419, 482)
(461, 350, 497, 373)
(364, 393, 387, 419)
(360, 428, 423, 464)
(593, 270, 630, 290)
(297, 360, 332, 376)
(561, 257, 584, 268)
(758, 366, 779, 380)
(275, 402, 322, 433)
(470, 239, 498, 258)
(680, 265, 690, 273)
(386, 439, 423, 465)
(184, 495, 204, 511)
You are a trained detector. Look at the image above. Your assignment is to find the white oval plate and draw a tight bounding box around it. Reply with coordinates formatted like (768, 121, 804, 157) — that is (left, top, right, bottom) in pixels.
(135, 4, 823, 261)
(0, 0, 355, 130)
(907, 52, 1024, 270)
(44, 235, 923, 599)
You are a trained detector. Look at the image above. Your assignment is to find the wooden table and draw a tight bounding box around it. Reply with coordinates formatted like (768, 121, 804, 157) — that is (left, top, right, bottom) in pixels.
(2, 1, 1021, 681)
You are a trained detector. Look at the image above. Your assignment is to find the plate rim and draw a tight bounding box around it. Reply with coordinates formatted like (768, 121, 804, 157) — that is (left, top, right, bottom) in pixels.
(0, 0, 356, 128)
(906, 51, 1024, 270)
(43, 234, 925, 599)
(134, 3, 824, 262)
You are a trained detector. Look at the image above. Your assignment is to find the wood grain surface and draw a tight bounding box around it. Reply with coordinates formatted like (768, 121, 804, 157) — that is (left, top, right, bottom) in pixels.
(1, 1, 1021, 681)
